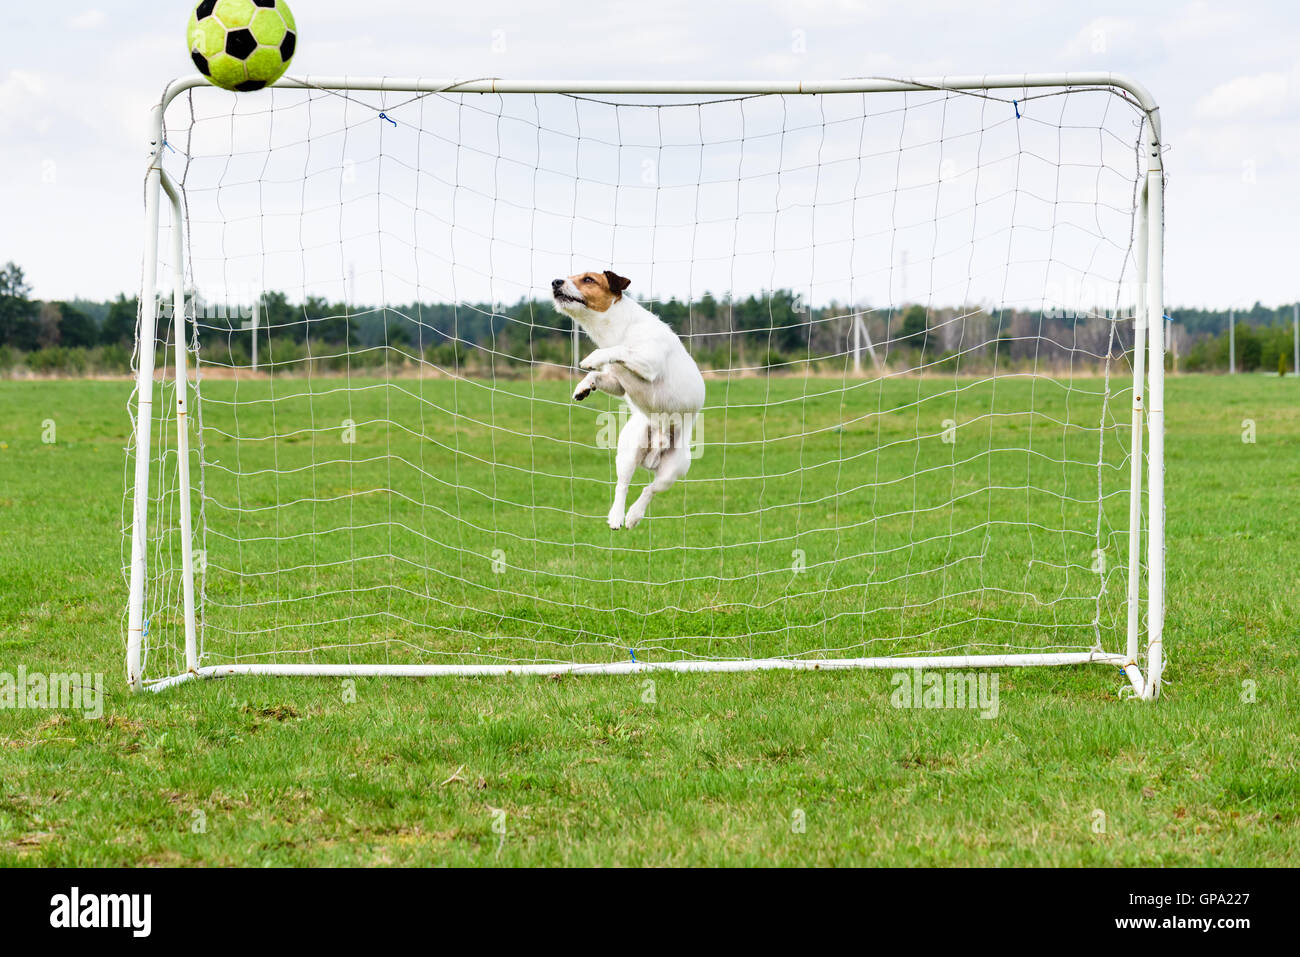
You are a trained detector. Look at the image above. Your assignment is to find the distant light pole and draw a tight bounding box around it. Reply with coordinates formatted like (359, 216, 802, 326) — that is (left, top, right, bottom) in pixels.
(1228, 310, 1235, 374)
(851, 314, 882, 373)
(241, 296, 260, 372)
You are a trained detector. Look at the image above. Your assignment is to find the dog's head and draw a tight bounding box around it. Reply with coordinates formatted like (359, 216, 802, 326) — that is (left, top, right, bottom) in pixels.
(551, 270, 632, 317)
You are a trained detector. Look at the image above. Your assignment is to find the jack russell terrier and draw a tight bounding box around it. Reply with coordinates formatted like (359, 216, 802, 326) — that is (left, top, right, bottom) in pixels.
(552, 271, 706, 529)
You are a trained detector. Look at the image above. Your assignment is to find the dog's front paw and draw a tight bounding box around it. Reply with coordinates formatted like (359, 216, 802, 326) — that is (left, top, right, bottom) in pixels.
(607, 505, 625, 529)
(579, 350, 608, 372)
(573, 383, 594, 401)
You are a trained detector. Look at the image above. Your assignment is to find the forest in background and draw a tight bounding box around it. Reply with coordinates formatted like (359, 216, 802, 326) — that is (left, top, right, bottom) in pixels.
(1, 260, 1296, 377)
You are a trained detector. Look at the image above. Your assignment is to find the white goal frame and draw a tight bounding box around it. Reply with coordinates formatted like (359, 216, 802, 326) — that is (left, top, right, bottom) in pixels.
(127, 73, 1166, 698)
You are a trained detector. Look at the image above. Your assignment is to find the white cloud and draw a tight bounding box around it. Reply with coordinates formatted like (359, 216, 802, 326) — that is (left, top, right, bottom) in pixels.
(0, 71, 47, 135)
(770, 0, 886, 20)
(0, 69, 43, 97)
(69, 9, 107, 30)
(1160, 1, 1245, 42)
(1195, 68, 1297, 120)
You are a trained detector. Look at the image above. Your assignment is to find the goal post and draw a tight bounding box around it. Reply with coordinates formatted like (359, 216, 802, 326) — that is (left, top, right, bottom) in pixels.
(125, 73, 1166, 698)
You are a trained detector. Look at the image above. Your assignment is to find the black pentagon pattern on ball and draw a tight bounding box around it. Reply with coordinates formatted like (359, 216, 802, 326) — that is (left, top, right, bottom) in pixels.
(236, 79, 268, 92)
(253, 0, 276, 6)
(195, 0, 218, 19)
(191, 50, 211, 76)
(225, 28, 258, 60)
(280, 31, 296, 61)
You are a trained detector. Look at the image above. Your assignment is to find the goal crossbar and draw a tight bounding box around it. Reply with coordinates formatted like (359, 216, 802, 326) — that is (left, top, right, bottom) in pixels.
(126, 73, 1166, 699)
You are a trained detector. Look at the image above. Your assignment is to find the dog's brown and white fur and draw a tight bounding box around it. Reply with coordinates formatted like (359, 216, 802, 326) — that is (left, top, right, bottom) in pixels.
(552, 271, 706, 529)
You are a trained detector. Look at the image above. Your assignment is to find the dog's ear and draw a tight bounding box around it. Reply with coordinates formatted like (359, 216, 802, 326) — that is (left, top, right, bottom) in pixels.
(604, 271, 632, 296)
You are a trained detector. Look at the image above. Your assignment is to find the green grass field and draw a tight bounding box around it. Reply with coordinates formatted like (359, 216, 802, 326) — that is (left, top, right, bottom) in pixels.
(1, 373, 1297, 865)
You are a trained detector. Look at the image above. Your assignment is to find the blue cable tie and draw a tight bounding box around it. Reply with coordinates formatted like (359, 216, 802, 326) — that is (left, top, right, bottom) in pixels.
(629, 648, 637, 662)
(1013, 100, 1021, 119)
(378, 112, 397, 127)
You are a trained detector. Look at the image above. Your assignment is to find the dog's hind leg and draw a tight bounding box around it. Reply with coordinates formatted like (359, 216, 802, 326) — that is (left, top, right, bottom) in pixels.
(624, 414, 694, 529)
(624, 443, 691, 530)
(608, 413, 648, 529)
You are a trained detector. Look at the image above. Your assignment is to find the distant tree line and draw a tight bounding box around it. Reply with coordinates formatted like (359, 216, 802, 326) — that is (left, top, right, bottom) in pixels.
(1168, 302, 1297, 337)
(1, 259, 1293, 376)
(1179, 320, 1296, 374)
(0, 262, 138, 375)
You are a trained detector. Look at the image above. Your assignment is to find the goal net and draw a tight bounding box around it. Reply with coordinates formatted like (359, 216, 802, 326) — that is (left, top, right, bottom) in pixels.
(125, 75, 1166, 696)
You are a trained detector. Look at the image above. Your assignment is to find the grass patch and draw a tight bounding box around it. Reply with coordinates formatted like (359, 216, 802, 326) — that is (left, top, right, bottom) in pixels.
(0, 374, 1296, 865)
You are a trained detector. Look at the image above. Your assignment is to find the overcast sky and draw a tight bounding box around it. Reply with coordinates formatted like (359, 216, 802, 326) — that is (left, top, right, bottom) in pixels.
(1, 0, 1297, 309)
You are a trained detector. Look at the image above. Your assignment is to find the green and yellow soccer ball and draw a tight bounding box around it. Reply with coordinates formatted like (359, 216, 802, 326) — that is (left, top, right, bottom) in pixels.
(188, 0, 297, 92)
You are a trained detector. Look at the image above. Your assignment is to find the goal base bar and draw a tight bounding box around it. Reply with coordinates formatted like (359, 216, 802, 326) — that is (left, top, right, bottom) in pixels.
(145, 653, 1154, 699)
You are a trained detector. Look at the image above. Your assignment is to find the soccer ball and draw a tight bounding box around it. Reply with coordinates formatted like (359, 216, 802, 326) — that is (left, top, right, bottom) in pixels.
(188, 0, 297, 92)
